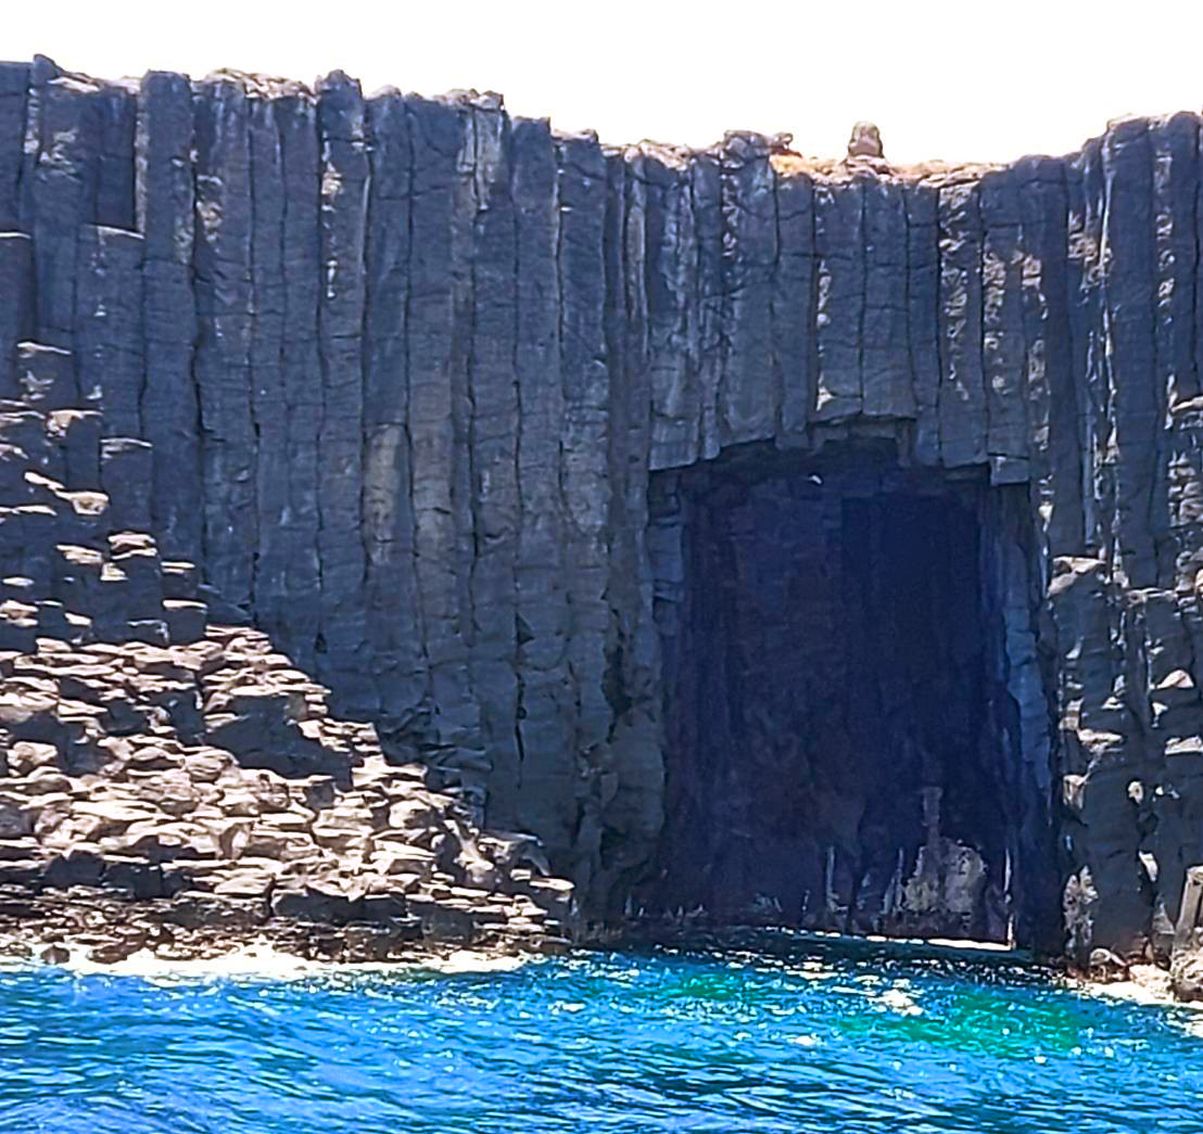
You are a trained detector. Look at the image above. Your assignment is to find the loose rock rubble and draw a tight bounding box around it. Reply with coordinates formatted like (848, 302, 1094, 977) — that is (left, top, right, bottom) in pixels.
(0, 625, 576, 966)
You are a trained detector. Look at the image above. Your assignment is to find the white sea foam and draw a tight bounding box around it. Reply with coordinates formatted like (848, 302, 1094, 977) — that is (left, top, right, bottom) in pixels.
(877, 986, 923, 1016)
(1068, 964, 1203, 1023)
(1, 932, 536, 983)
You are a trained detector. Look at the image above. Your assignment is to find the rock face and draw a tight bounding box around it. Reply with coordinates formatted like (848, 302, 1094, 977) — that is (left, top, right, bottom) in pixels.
(0, 200, 573, 962)
(2, 55, 1203, 963)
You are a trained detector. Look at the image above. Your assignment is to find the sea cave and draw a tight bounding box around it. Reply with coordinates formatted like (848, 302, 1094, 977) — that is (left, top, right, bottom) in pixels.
(644, 441, 1061, 950)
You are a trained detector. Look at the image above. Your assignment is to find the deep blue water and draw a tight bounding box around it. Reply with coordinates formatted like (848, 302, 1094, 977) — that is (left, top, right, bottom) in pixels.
(3, 941, 1203, 1133)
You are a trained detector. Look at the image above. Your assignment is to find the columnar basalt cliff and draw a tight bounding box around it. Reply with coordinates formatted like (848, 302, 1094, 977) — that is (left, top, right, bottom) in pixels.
(3, 54, 1203, 965)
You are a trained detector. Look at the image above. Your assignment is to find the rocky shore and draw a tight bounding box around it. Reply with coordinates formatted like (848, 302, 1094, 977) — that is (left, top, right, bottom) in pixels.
(0, 624, 575, 968)
(0, 624, 575, 967)
(11, 57, 1203, 986)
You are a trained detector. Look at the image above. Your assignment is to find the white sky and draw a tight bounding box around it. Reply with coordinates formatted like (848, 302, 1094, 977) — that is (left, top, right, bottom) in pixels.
(6, 0, 1203, 165)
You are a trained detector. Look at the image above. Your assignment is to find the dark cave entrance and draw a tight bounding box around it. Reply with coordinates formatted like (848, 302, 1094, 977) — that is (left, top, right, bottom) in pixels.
(644, 442, 1059, 948)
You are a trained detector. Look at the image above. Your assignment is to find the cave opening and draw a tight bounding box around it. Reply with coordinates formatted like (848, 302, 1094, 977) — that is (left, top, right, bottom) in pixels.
(644, 441, 1058, 948)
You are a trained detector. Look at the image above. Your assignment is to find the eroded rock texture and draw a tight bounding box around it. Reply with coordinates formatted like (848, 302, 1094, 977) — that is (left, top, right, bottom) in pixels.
(3, 55, 1203, 962)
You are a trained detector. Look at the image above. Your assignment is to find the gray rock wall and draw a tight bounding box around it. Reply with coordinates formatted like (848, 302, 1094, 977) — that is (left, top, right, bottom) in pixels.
(2, 55, 1202, 959)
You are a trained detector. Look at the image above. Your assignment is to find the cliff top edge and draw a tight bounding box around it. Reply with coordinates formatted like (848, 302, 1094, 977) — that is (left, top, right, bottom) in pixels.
(5, 54, 1201, 184)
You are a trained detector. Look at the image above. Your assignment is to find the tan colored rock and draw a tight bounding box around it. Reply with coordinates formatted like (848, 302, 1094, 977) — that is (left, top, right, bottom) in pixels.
(125, 745, 180, 773)
(180, 747, 230, 784)
(208, 819, 252, 861)
(213, 784, 265, 818)
(212, 861, 280, 898)
(252, 809, 315, 835)
(29, 794, 76, 839)
(101, 819, 219, 861)
(370, 840, 438, 879)
(847, 120, 884, 159)
(15, 768, 73, 796)
(242, 826, 321, 864)
(8, 741, 60, 776)
(521, 876, 576, 922)
(169, 641, 225, 678)
(312, 811, 373, 855)
(132, 769, 201, 817)
(0, 690, 57, 727)
(214, 771, 291, 816)
(387, 797, 443, 831)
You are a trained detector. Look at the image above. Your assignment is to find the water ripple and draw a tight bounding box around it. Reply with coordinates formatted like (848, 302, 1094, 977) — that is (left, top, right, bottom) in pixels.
(2, 944, 1202, 1133)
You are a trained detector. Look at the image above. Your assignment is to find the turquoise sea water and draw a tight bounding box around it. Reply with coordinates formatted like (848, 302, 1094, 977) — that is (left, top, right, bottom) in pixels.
(2, 940, 1202, 1133)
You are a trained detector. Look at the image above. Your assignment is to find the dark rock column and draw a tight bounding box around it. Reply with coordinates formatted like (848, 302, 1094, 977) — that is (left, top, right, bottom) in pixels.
(937, 179, 986, 467)
(1073, 138, 1111, 555)
(557, 131, 613, 887)
(0, 63, 28, 230)
(277, 87, 323, 670)
(862, 178, 913, 420)
(136, 70, 201, 563)
(596, 145, 664, 911)
(904, 179, 941, 464)
(813, 174, 864, 422)
(465, 97, 520, 820)
(1150, 115, 1202, 590)
(1102, 119, 1159, 588)
(75, 225, 144, 433)
(363, 90, 425, 721)
(557, 132, 612, 749)
(718, 134, 778, 444)
(772, 167, 814, 441)
(193, 75, 256, 610)
(979, 168, 1028, 484)
(690, 151, 723, 461)
(22, 59, 101, 351)
(1017, 156, 1078, 560)
(0, 232, 34, 395)
(1050, 556, 1144, 960)
(406, 95, 479, 763)
(95, 83, 135, 230)
(315, 73, 369, 704)
(511, 117, 572, 848)
(644, 147, 698, 472)
(247, 86, 291, 648)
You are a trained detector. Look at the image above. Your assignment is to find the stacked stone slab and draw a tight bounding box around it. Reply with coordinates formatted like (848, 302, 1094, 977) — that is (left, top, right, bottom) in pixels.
(0, 626, 571, 964)
(4, 55, 1203, 964)
(0, 321, 205, 649)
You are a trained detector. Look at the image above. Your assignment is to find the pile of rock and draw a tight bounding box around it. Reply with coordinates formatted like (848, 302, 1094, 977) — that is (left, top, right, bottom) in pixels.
(0, 625, 574, 964)
(0, 345, 576, 966)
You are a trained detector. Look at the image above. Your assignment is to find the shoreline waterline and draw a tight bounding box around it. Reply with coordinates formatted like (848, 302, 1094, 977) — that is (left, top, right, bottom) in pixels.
(2, 920, 1195, 1016)
(0, 928, 541, 981)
